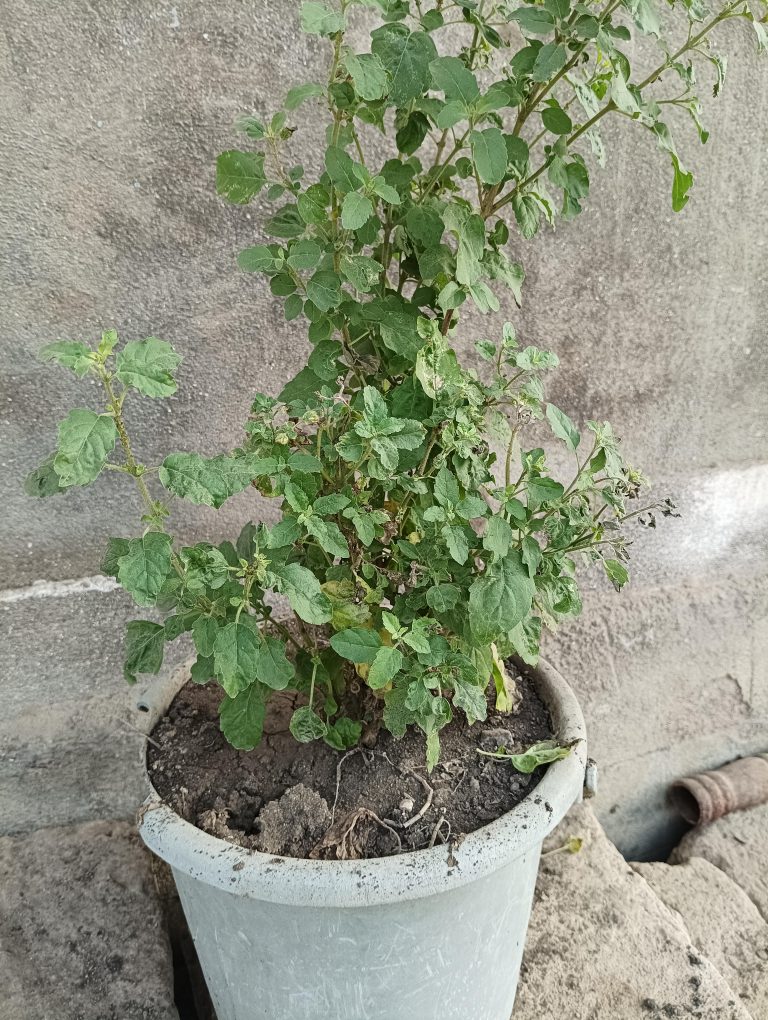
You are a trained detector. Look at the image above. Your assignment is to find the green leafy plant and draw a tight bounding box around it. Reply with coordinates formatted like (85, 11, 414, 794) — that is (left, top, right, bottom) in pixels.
(28, 0, 762, 767)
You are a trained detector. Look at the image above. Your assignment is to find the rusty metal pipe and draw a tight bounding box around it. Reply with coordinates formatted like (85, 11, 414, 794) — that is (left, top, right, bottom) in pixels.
(669, 753, 768, 826)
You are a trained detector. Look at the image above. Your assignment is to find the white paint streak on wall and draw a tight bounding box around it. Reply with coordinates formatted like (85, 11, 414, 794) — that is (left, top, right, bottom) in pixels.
(0, 575, 119, 603)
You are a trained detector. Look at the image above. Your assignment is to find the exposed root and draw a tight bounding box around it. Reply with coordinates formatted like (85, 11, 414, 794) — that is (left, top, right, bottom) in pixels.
(310, 807, 402, 860)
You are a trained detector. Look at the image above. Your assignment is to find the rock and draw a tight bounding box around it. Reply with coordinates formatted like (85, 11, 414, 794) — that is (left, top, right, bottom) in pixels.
(515, 804, 750, 1020)
(0, 820, 178, 1020)
(671, 803, 768, 923)
(254, 783, 331, 857)
(633, 857, 768, 1018)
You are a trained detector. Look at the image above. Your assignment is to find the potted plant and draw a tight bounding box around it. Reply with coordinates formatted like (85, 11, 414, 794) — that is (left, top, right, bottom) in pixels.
(27, 1, 764, 1017)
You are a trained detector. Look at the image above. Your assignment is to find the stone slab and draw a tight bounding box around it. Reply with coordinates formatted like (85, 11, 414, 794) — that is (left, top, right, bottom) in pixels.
(514, 804, 750, 1020)
(671, 803, 768, 924)
(633, 857, 768, 1018)
(0, 820, 178, 1020)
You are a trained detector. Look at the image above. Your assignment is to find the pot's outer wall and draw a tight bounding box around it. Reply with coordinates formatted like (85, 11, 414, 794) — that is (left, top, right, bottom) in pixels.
(172, 852, 539, 1020)
(140, 660, 587, 1019)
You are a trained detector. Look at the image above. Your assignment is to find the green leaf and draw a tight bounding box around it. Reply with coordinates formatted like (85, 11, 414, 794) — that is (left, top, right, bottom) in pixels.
(546, 403, 580, 451)
(192, 616, 220, 658)
(286, 239, 322, 271)
(216, 150, 267, 204)
(487, 740, 572, 773)
(429, 56, 480, 104)
(604, 558, 629, 591)
(368, 645, 404, 689)
(370, 24, 438, 106)
(114, 337, 182, 398)
(511, 192, 540, 239)
(426, 583, 461, 613)
(159, 452, 274, 508)
(508, 7, 555, 35)
(470, 127, 508, 185)
(219, 684, 266, 750)
(670, 153, 693, 212)
(483, 516, 513, 558)
(541, 106, 573, 135)
(270, 562, 333, 624)
(442, 524, 470, 565)
(285, 82, 325, 109)
(452, 677, 487, 725)
(238, 245, 279, 273)
(290, 705, 327, 742)
(278, 366, 325, 404)
(123, 621, 165, 684)
(300, 1, 345, 36)
(306, 517, 350, 558)
(314, 493, 351, 514)
(468, 551, 535, 646)
(325, 146, 362, 192)
(255, 635, 295, 690)
(117, 532, 173, 607)
(532, 42, 567, 83)
(521, 536, 542, 579)
(213, 617, 262, 697)
(324, 717, 362, 750)
(330, 627, 382, 663)
(341, 191, 374, 230)
(483, 252, 524, 306)
(265, 205, 305, 238)
(340, 254, 383, 292)
(54, 410, 117, 488)
(307, 270, 342, 312)
(345, 52, 389, 101)
(24, 454, 64, 498)
(434, 466, 460, 508)
(39, 340, 94, 377)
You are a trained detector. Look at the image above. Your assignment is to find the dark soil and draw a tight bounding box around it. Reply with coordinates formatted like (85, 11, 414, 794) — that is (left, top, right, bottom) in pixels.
(147, 666, 553, 861)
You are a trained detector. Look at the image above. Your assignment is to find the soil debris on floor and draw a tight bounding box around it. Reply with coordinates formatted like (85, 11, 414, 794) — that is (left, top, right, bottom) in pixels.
(147, 667, 553, 860)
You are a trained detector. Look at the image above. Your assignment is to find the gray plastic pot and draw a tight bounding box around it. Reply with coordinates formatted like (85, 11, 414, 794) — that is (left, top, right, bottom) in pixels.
(139, 658, 588, 1020)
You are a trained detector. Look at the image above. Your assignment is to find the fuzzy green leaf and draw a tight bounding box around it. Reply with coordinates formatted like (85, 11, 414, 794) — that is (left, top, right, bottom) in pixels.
(216, 150, 267, 204)
(370, 24, 438, 106)
(219, 684, 267, 750)
(468, 551, 535, 646)
(159, 452, 275, 508)
(290, 705, 327, 742)
(546, 403, 580, 451)
(115, 338, 182, 398)
(39, 340, 94, 377)
(345, 52, 389, 101)
(270, 562, 333, 624)
(54, 410, 117, 488)
(255, 635, 296, 690)
(341, 191, 374, 230)
(470, 127, 507, 184)
(117, 532, 173, 607)
(214, 617, 262, 697)
(330, 627, 382, 663)
(123, 620, 165, 684)
(368, 645, 404, 689)
(300, 1, 345, 36)
(429, 56, 480, 104)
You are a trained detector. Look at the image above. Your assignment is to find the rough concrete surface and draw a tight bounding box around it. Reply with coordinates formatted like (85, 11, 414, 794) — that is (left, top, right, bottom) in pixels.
(0, 584, 190, 835)
(1, 0, 767, 855)
(515, 804, 750, 1020)
(633, 857, 768, 1018)
(672, 804, 768, 924)
(0, 820, 178, 1020)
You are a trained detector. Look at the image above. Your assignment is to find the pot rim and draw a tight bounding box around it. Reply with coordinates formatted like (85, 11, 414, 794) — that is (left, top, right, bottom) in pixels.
(138, 657, 587, 908)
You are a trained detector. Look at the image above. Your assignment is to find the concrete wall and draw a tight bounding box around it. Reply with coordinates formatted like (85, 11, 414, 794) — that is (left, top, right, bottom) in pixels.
(2, 1, 766, 857)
